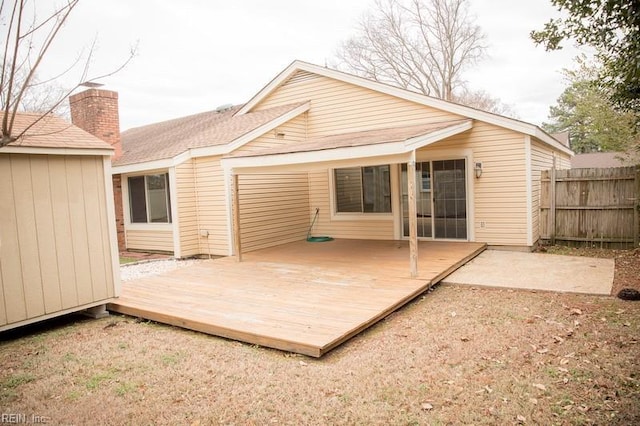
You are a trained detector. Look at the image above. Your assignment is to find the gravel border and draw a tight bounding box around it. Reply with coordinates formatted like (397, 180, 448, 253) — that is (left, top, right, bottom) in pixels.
(120, 258, 206, 282)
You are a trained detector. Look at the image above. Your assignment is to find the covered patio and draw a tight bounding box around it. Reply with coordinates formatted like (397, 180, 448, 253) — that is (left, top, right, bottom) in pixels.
(109, 239, 485, 357)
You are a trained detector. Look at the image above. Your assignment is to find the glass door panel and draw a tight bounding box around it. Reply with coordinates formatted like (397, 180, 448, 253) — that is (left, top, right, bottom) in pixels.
(401, 162, 432, 238)
(432, 159, 467, 239)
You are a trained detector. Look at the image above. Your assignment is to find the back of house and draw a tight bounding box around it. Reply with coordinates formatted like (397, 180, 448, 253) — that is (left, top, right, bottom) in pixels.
(111, 61, 573, 258)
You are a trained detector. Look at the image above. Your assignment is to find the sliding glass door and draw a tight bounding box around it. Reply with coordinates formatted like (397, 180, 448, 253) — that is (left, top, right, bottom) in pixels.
(401, 159, 467, 240)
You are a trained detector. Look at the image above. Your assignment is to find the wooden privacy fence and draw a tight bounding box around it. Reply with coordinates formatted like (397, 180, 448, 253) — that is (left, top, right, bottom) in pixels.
(540, 166, 640, 248)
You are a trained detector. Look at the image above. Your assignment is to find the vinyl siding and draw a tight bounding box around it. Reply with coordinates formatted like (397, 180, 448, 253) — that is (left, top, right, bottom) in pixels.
(250, 71, 537, 246)
(530, 139, 572, 244)
(126, 229, 174, 252)
(239, 173, 311, 252)
(253, 71, 464, 136)
(193, 156, 229, 255)
(234, 112, 307, 154)
(175, 160, 199, 257)
(423, 122, 529, 246)
(307, 170, 395, 240)
(0, 154, 116, 329)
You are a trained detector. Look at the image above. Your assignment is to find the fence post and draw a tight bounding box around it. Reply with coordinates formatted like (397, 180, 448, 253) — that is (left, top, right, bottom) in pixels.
(635, 166, 639, 247)
(550, 157, 557, 245)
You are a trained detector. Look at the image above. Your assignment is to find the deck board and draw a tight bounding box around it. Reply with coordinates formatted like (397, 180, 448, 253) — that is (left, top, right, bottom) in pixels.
(109, 240, 485, 357)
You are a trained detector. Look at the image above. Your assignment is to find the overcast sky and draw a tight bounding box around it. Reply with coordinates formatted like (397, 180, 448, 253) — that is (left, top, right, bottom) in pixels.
(42, 0, 587, 131)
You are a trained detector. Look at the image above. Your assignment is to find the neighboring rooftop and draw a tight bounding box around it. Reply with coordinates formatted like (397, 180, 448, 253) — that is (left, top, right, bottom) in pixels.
(571, 152, 639, 168)
(2, 112, 113, 150)
(116, 102, 307, 166)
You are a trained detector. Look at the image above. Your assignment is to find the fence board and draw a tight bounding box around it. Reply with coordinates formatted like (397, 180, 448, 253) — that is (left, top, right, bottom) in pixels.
(540, 166, 639, 248)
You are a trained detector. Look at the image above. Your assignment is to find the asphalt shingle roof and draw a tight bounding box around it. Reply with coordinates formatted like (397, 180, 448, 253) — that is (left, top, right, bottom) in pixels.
(4, 112, 112, 150)
(115, 102, 307, 166)
(228, 120, 471, 158)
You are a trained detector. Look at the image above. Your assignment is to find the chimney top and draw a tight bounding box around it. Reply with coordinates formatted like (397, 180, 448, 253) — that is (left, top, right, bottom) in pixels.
(69, 88, 121, 159)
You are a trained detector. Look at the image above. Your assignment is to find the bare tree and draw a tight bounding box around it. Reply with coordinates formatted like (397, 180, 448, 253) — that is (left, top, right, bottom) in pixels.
(1, 0, 134, 147)
(453, 89, 517, 118)
(335, 0, 485, 101)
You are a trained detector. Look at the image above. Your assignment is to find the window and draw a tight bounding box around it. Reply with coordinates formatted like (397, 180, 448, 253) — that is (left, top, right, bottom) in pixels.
(128, 173, 172, 223)
(334, 165, 391, 213)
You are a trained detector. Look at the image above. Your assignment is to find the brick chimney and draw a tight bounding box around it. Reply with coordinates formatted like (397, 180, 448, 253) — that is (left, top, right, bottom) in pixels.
(69, 89, 122, 158)
(70, 88, 126, 252)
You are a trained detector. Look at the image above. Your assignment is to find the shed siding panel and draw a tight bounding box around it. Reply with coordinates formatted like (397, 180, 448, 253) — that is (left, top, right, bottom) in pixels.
(176, 161, 199, 257)
(0, 155, 27, 324)
(11, 155, 46, 318)
(254, 72, 464, 137)
(81, 157, 109, 301)
(239, 173, 311, 252)
(48, 157, 80, 309)
(29, 156, 63, 313)
(0, 154, 116, 329)
(194, 156, 229, 255)
(65, 158, 94, 305)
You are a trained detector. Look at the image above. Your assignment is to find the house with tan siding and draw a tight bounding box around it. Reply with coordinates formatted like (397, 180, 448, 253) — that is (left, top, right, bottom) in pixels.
(0, 113, 120, 331)
(108, 60, 572, 259)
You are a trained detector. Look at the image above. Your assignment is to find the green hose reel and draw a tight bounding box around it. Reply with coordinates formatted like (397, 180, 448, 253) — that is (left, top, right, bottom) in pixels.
(306, 208, 333, 242)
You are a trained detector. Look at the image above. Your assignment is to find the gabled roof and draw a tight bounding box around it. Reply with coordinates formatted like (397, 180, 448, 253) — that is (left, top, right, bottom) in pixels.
(115, 102, 309, 167)
(238, 60, 574, 156)
(1, 112, 112, 152)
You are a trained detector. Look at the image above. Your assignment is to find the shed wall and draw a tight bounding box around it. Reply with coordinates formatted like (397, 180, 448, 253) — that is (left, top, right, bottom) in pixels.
(0, 153, 117, 330)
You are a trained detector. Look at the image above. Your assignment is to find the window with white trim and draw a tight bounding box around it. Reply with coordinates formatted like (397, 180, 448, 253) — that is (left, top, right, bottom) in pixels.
(334, 165, 391, 213)
(128, 173, 172, 223)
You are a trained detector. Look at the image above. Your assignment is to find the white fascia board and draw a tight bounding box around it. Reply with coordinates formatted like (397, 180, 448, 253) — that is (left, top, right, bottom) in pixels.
(192, 102, 311, 159)
(237, 61, 302, 115)
(112, 158, 175, 174)
(0, 146, 113, 156)
(403, 120, 472, 150)
(111, 151, 191, 175)
(239, 60, 572, 154)
(222, 140, 408, 171)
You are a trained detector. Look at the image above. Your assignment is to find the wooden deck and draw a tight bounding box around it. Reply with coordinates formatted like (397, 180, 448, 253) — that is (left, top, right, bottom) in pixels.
(108, 240, 485, 357)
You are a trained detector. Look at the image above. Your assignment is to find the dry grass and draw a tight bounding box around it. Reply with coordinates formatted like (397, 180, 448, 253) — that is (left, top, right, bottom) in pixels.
(1, 284, 639, 425)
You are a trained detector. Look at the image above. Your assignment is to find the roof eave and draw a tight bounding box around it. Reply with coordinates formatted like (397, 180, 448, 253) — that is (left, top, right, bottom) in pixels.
(0, 145, 114, 156)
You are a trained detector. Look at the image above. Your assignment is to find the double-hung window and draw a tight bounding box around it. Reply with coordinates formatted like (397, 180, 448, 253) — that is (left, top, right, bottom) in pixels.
(334, 165, 391, 213)
(128, 173, 172, 223)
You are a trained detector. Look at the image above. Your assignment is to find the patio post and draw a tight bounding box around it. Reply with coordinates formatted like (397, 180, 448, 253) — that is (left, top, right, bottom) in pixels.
(407, 155, 419, 277)
(231, 172, 243, 262)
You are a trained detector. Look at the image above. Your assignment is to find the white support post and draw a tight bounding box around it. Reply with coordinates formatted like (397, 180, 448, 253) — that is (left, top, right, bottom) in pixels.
(231, 173, 242, 262)
(407, 155, 419, 277)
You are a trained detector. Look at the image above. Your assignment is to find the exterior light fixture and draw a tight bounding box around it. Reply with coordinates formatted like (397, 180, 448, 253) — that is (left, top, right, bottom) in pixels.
(474, 162, 483, 178)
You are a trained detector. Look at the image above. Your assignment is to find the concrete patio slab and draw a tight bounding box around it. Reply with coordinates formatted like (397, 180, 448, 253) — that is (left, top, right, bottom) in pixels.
(442, 251, 614, 295)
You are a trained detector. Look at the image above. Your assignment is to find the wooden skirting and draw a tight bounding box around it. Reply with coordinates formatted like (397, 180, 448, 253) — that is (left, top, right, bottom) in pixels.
(109, 239, 485, 357)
